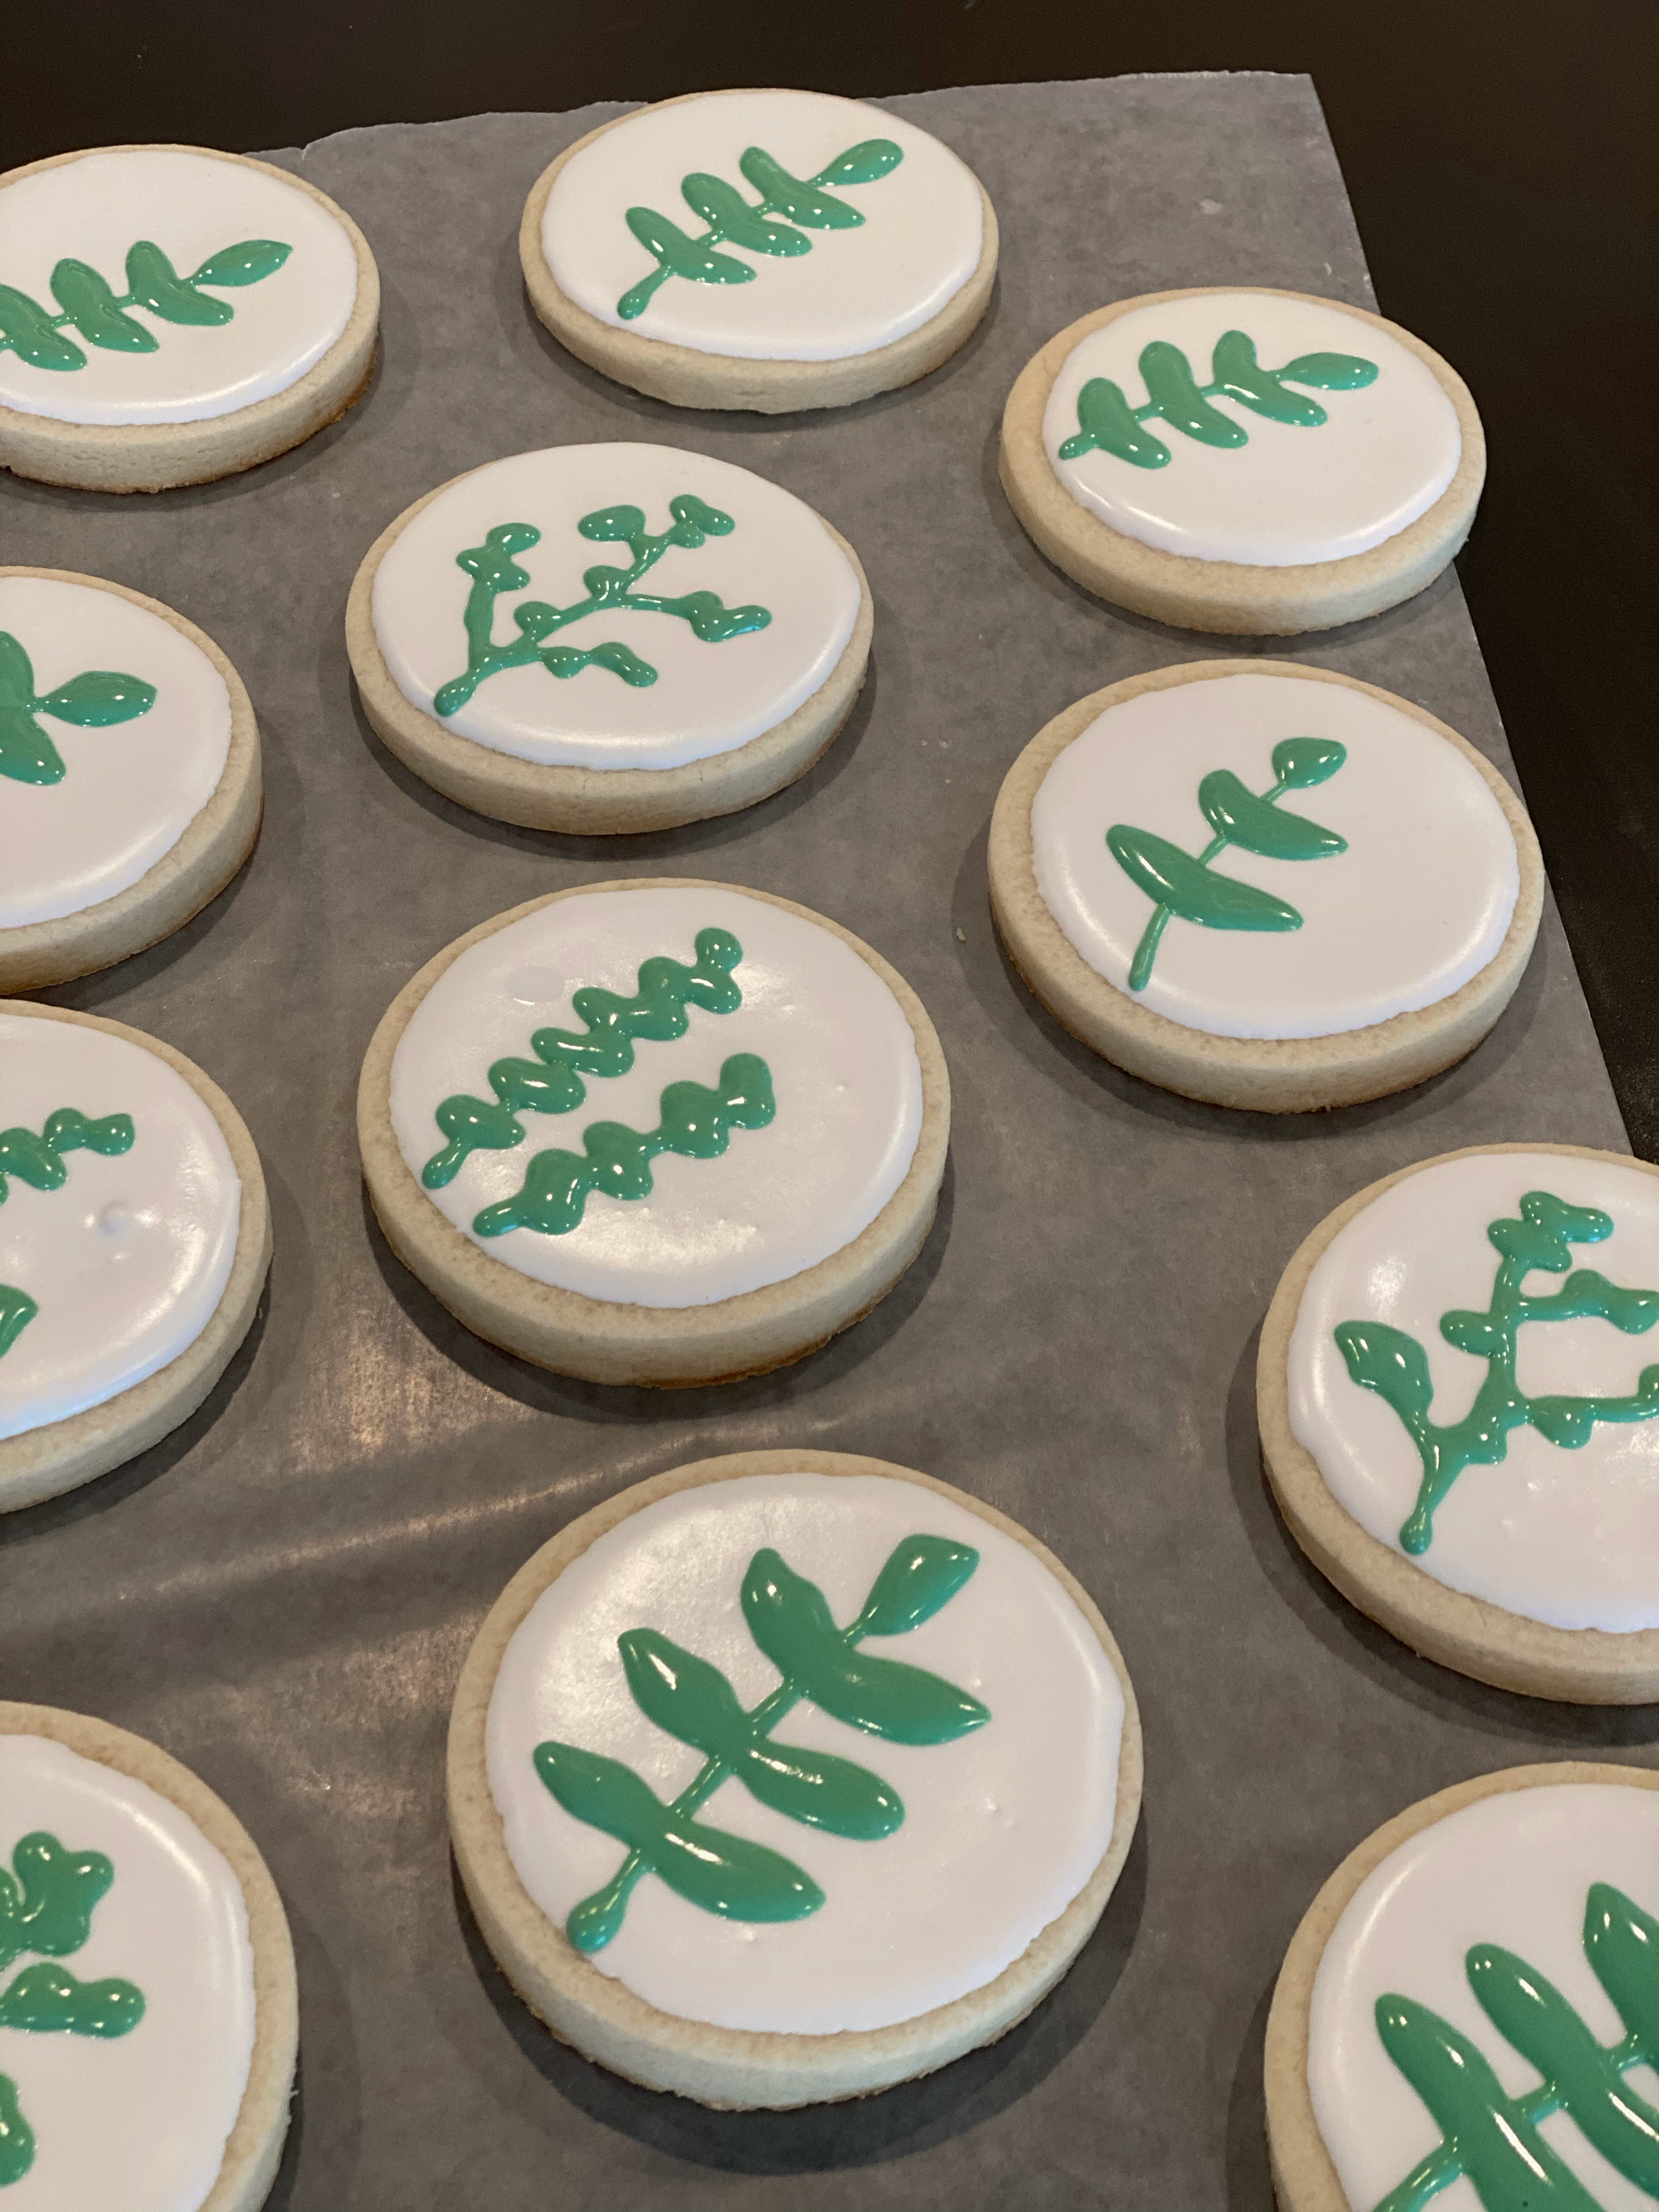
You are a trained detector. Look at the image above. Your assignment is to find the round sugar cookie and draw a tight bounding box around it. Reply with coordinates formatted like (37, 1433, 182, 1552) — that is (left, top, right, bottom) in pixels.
(521, 90, 997, 414)
(0, 568, 261, 990)
(448, 1448, 1143, 2108)
(1258, 1143, 1659, 1703)
(1000, 288, 1483, 634)
(0, 1003, 270, 1511)
(358, 880, 948, 1386)
(1264, 1762, 1659, 2212)
(988, 662, 1540, 1113)
(0, 1702, 299, 2210)
(0, 144, 379, 493)
(348, 443, 871, 834)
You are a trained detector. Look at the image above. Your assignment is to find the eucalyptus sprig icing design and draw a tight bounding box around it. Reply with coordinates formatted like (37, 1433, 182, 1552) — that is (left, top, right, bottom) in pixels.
(0, 239, 292, 374)
(616, 137, 905, 320)
(1106, 736, 1348, 990)
(432, 499, 771, 717)
(0, 1108, 136, 1362)
(1336, 1190, 1659, 1555)
(1371, 1879, 1659, 2212)
(0, 634, 155, 786)
(1059, 329, 1379, 470)
(536, 1534, 989, 1952)
(0, 1831, 146, 2186)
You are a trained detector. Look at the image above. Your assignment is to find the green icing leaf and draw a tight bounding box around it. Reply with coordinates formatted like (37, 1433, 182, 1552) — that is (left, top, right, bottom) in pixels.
(1137, 340, 1246, 448)
(1334, 1320, 1435, 1422)
(1271, 736, 1346, 788)
(577, 503, 649, 545)
(124, 241, 231, 326)
(815, 139, 905, 188)
(0, 702, 64, 786)
(1277, 349, 1379, 391)
(0, 284, 85, 372)
(0, 2076, 32, 2188)
(620, 210, 755, 316)
(667, 492, 736, 544)
(0, 1961, 144, 2038)
(0, 1833, 114, 1971)
(1059, 376, 1170, 468)
(679, 173, 809, 257)
(0, 1286, 38, 1362)
(1585, 1882, 1659, 2048)
(1196, 769, 1345, 861)
(1106, 824, 1302, 933)
(540, 639, 658, 687)
(1209, 329, 1330, 426)
(854, 1536, 982, 1637)
(0, 634, 34, 707)
(188, 238, 293, 288)
(49, 259, 158, 352)
(36, 669, 157, 727)
(737, 148, 865, 231)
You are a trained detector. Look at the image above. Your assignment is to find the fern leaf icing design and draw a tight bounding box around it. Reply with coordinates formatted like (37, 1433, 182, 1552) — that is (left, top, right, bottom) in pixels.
(1302, 1779, 1659, 2212)
(0, 628, 155, 786)
(431, 498, 771, 719)
(0, 1106, 135, 1364)
(1041, 292, 1464, 567)
(0, 238, 291, 375)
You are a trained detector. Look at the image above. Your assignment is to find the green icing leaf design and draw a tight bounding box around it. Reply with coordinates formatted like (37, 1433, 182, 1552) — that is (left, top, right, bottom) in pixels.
(0, 1832, 146, 2186)
(0, 239, 292, 372)
(432, 497, 771, 717)
(1336, 1189, 1659, 1553)
(616, 137, 905, 319)
(1106, 737, 1349, 990)
(1372, 1881, 1659, 2211)
(538, 1533, 987, 1952)
(0, 1109, 136, 1367)
(1059, 329, 1380, 469)
(0, 631, 156, 785)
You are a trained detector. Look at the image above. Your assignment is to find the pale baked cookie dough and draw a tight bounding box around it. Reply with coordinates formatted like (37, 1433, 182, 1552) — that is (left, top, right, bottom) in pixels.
(1000, 288, 1483, 634)
(989, 662, 1540, 1113)
(1258, 1144, 1659, 1703)
(358, 880, 948, 1386)
(521, 90, 997, 413)
(348, 443, 871, 834)
(0, 144, 379, 492)
(448, 1448, 1143, 2107)
(1265, 1762, 1659, 2212)
(0, 1004, 271, 1511)
(0, 1702, 299, 2210)
(0, 569, 261, 990)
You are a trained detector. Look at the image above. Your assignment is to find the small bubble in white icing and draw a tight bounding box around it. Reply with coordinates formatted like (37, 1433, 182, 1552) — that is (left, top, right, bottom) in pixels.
(95, 1202, 134, 1237)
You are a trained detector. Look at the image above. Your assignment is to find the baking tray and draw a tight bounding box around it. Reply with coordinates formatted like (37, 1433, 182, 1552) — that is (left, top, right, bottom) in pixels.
(2, 73, 1651, 2212)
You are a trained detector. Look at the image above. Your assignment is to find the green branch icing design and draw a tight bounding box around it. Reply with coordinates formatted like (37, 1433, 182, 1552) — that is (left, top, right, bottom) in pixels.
(432, 499, 771, 717)
(1335, 1190, 1659, 1555)
(617, 137, 905, 320)
(0, 634, 155, 786)
(0, 1832, 146, 2186)
(1059, 330, 1379, 469)
(1371, 1880, 1659, 2212)
(538, 1534, 989, 1952)
(423, 927, 745, 1188)
(0, 1108, 136, 1363)
(0, 239, 292, 373)
(1106, 736, 1348, 990)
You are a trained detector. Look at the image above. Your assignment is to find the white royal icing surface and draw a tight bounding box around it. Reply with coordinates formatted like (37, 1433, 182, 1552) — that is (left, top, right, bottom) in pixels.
(1029, 671, 1519, 1041)
(389, 887, 923, 1309)
(1309, 1782, 1659, 2212)
(0, 148, 358, 426)
(542, 90, 984, 362)
(0, 1014, 241, 1441)
(0, 1732, 257, 2212)
(1044, 293, 1462, 566)
(0, 576, 232, 929)
(371, 444, 861, 772)
(486, 1471, 1125, 2035)
(1288, 1151, 1659, 1633)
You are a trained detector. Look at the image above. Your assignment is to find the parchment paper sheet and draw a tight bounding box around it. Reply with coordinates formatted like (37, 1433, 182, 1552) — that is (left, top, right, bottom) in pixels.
(2, 75, 1651, 2212)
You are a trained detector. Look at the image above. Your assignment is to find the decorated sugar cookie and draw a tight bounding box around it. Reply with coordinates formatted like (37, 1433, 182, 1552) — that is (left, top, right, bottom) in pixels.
(0, 145, 378, 492)
(358, 881, 947, 1385)
(520, 90, 996, 413)
(0, 570, 261, 989)
(0, 1004, 270, 1511)
(1266, 1763, 1659, 2212)
(1000, 288, 1482, 633)
(448, 1449, 1142, 2107)
(0, 1703, 297, 2208)
(1258, 1144, 1659, 1702)
(348, 444, 869, 834)
(989, 663, 1540, 1112)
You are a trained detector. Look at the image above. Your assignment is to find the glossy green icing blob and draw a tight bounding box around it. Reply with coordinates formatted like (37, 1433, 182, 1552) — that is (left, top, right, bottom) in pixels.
(0, 631, 156, 786)
(431, 496, 770, 718)
(1106, 734, 1348, 990)
(422, 926, 746, 1188)
(0, 237, 291, 373)
(1371, 1881, 1659, 2212)
(1335, 1190, 1659, 1553)
(536, 1533, 987, 1952)
(0, 1830, 147, 2187)
(473, 1051, 775, 1237)
(616, 135, 904, 319)
(0, 1109, 136, 1364)
(1058, 330, 1379, 469)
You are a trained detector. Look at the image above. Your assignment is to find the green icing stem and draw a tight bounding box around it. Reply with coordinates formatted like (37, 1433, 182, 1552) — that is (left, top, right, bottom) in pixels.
(1371, 1882, 1659, 2212)
(422, 926, 746, 1188)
